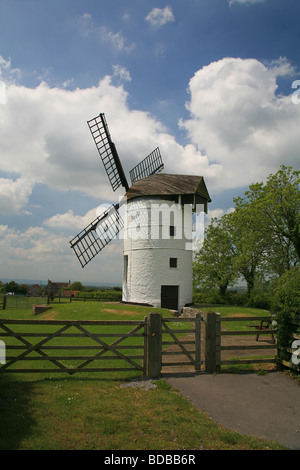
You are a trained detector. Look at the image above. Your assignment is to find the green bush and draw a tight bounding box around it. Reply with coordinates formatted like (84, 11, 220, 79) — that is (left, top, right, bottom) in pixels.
(193, 289, 228, 305)
(93, 290, 122, 301)
(193, 289, 251, 306)
(271, 267, 300, 366)
(247, 285, 273, 310)
(75, 290, 122, 301)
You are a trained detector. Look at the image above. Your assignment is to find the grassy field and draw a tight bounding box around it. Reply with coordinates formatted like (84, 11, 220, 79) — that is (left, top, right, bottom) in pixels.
(0, 301, 286, 450)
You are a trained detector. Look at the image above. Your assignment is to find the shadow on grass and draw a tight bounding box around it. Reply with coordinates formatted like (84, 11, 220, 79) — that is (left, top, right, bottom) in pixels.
(0, 374, 37, 450)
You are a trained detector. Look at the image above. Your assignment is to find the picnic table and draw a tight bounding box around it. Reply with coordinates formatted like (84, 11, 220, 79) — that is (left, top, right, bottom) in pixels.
(248, 319, 275, 344)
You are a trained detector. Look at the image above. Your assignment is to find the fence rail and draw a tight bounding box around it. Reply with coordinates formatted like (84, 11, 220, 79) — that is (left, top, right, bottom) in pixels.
(219, 315, 277, 369)
(0, 311, 298, 375)
(0, 314, 202, 377)
(0, 295, 7, 310)
(0, 318, 147, 374)
(161, 314, 202, 371)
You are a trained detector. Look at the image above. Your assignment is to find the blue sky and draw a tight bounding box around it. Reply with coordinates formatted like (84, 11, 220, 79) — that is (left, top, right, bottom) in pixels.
(0, 0, 299, 285)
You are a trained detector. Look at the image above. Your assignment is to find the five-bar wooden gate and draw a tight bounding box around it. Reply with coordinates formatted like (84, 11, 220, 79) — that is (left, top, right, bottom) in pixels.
(0, 311, 279, 376)
(0, 314, 203, 376)
(0, 318, 147, 375)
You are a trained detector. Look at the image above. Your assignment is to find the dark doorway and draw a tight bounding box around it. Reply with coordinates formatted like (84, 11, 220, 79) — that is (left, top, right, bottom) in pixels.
(161, 285, 179, 310)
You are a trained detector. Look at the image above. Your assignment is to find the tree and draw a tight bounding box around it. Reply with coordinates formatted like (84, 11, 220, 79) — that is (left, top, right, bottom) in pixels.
(193, 165, 299, 300)
(233, 165, 299, 277)
(4, 281, 20, 294)
(70, 281, 84, 291)
(271, 267, 300, 366)
(193, 218, 237, 296)
(224, 203, 268, 295)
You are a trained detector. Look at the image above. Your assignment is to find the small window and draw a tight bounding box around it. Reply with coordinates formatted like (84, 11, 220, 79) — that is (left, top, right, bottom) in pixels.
(169, 258, 177, 268)
(170, 225, 175, 237)
(124, 255, 128, 283)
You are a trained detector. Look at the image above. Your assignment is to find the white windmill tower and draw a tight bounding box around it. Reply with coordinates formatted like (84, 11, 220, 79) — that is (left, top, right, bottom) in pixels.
(70, 113, 211, 311)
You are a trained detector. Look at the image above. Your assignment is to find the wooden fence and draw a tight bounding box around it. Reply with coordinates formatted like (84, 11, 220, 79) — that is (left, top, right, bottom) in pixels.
(0, 296, 6, 310)
(218, 314, 277, 370)
(0, 310, 298, 376)
(0, 314, 202, 376)
(146, 313, 202, 376)
(204, 312, 299, 373)
(0, 318, 147, 375)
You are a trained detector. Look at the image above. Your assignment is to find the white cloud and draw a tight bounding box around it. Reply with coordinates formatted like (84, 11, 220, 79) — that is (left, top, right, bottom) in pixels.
(1, 55, 298, 219)
(205, 207, 235, 227)
(228, 0, 265, 5)
(180, 57, 300, 192)
(0, 68, 167, 213)
(0, 224, 67, 264)
(0, 222, 123, 283)
(145, 6, 175, 27)
(112, 64, 131, 82)
(0, 177, 34, 214)
(78, 13, 135, 53)
(43, 208, 98, 232)
(0, 56, 21, 85)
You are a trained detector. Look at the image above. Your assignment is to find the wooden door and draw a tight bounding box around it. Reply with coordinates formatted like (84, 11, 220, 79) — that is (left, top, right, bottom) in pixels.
(161, 285, 179, 310)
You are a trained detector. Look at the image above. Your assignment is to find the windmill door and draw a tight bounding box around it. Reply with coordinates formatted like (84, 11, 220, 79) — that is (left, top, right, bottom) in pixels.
(161, 285, 179, 310)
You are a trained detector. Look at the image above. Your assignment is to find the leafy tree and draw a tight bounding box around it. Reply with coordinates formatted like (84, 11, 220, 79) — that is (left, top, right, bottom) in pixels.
(194, 166, 299, 298)
(194, 165, 299, 302)
(233, 165, 299, 277)
(70, 281, 84, 291)
(193, 217, 237, 296)
(263, 166, 300, 262)
(224, 203, 268, 295)
(4, 281, 20, 294)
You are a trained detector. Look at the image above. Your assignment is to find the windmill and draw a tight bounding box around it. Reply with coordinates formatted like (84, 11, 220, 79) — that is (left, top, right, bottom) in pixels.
(70, 113, 211, 311)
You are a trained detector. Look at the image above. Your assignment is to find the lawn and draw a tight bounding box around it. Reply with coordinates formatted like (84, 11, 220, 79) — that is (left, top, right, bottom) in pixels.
(0, 301, 286, 450)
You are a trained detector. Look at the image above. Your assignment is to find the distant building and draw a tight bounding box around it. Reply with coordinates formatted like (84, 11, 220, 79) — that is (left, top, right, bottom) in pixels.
(28, 284, 43, 296)
(61, 290, 79, 297)
(45, 280, 71, 296)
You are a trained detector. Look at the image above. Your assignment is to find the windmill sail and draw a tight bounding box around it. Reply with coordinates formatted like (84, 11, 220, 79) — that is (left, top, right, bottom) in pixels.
(129, 147, 164, 184)
(88, 113, 129, 192)
(69, 204, 124, 268)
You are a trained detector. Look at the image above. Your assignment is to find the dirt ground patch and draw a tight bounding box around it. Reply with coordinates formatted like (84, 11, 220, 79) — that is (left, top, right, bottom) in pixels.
(39, 311, 60, 320)
(226, 313, 256, 318)
(102, 308, 141, 316)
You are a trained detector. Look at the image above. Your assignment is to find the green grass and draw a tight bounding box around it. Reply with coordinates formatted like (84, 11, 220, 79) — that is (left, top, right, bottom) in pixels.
(0, 301, 286, 450)
(0, 374, 286, 450)
(199, 305, 271, 330)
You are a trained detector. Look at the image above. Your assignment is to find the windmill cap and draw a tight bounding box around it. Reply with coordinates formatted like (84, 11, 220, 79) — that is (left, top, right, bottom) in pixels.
(125, 173, 211, 204)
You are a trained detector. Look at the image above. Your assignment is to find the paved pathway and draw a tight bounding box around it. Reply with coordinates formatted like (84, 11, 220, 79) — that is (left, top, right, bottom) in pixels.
(163, 371, 300, 450)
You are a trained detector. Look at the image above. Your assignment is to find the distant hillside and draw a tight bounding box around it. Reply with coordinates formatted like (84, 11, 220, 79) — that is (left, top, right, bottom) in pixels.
(0, 279, 121, 289)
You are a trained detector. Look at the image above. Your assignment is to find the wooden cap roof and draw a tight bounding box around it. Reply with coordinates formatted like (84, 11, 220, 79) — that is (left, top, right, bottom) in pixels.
(125, 173, 211, 202)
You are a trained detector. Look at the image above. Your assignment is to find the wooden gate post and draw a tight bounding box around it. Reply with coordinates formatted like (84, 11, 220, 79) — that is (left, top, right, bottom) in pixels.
(195, 312, 202, 371)
(146, 312, 162, 377)
(205, 311, 221, 373)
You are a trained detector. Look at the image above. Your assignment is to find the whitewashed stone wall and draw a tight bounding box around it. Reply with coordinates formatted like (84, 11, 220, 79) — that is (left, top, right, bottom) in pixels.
(122, 197, 194, 311)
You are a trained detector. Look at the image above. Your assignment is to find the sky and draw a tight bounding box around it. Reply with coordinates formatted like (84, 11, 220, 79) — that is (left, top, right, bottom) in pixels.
(0, 0, 299, 286)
